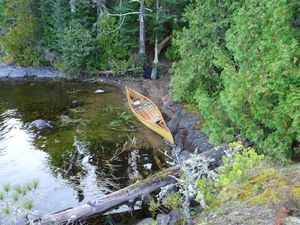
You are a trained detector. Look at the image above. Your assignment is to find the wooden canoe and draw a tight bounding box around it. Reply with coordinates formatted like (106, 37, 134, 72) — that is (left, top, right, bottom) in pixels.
(126, 86, 174, 144)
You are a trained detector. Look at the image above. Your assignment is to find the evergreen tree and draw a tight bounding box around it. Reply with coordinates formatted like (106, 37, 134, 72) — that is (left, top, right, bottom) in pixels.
(0, 0, 42, 65)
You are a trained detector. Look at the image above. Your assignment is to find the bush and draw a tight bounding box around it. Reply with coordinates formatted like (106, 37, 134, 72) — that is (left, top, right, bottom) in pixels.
(196, 142, 264, 210)
(162, 192, 183, 210)
(57, 22, 98, 77)
(220, 0, 300, 159)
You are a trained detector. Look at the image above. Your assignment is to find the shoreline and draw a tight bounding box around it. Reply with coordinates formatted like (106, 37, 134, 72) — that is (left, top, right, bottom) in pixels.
(0, 63, 214, 161)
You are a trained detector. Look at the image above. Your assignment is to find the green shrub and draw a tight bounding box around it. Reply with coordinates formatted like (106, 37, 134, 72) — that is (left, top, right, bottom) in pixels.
(196, 142, 264, 210)
(162, 192, 183, 210)
(221, 0, 300, 159)
(57, 22, 98, 77)
(149, 199, 160, 216)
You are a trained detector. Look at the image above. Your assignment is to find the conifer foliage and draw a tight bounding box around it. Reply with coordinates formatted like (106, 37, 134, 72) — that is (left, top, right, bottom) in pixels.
(171, 0, 300, 159)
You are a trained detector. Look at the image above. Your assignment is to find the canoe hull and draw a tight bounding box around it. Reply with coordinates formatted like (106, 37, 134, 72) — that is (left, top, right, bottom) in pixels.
(135, 114, 174, 144)
(126, 87, 174, 144)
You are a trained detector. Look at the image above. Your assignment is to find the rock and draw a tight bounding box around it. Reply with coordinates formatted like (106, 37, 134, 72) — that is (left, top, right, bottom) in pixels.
(157, 214, 171, 225)
(29, 119, 53, 130)
(0, 63, 63, 79)
(136, 218, 154, 225)
(167, 210, 185, 225)
(71, 100, 83, 108)
(284, 216, 300, 225)
(94, 89, 105, 94)
(156, 210, 185, 225)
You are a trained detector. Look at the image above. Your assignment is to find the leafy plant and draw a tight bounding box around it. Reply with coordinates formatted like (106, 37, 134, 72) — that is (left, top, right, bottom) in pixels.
(149, 199, 160, 216)
(109, 112, 135, 129)
(195, 142, 264, 210)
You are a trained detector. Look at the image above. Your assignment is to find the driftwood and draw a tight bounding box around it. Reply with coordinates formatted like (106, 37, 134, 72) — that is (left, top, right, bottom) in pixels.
(37, 144, 229, 225)
(38, 165, 181, 225)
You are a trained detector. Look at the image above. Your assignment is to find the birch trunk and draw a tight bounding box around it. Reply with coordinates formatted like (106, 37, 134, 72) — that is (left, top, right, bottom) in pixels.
(151, 0, 160, 80)
(70, 0, 75, 12)
(139, 0, 146, 55)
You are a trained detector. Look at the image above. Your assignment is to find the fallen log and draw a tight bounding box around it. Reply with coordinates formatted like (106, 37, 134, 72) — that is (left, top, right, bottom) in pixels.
(37, 144, 229, 225)
(38, 165, 181, 225)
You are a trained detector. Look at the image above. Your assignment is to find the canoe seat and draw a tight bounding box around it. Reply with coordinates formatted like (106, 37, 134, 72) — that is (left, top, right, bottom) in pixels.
(135, 103, 150, 110)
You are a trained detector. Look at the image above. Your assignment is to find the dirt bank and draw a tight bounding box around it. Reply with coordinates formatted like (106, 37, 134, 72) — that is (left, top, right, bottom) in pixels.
(89, 74, 214, 161)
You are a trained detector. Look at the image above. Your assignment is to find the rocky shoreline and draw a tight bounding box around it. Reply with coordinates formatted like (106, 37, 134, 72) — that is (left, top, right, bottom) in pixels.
(0, 63, 63, 79)
(88, 75, 214, 161)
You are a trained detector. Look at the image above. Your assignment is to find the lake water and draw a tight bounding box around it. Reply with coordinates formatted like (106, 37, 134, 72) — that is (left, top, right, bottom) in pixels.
(0, 80, 168, 224)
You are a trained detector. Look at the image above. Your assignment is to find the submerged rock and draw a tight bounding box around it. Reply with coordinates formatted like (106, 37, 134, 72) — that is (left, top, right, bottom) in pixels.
(29, 119, 53, 130)
(71, 100, 83, 108)
(94, 89, 105, 94)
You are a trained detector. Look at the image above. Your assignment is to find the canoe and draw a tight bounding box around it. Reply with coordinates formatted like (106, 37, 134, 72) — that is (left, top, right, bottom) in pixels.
(126, 86, 174, 144)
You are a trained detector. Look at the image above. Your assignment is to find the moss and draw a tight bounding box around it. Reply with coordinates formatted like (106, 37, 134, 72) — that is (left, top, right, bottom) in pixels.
(163, 192, 183, 210)
(292, 184, 300, 197)
(221, 168, 288, 205)
(251, 188, 278, 205)
(183, 104, 200, 113)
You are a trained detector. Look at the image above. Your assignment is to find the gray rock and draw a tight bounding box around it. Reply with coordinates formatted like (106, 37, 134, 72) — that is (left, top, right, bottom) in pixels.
(156, 211, 184, 225)
(0, 63, 63, 79)
(29, 119, 53, 130)
(71, 100, 83, 108)
(157, 213, 171, 225)
(94, 89, 105, 94)
(136, 218, 154, 225)
(284, 216, 300, 225)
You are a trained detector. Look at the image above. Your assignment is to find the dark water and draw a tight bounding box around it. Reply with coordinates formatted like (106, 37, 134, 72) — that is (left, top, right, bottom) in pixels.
(0, 80, 168, 224)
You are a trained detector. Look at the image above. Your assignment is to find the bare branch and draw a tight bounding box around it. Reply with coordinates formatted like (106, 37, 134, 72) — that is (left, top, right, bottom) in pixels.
(108, 11, 140, 17)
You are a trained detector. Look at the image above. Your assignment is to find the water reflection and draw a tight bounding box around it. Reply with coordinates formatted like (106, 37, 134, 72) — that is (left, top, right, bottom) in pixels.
(0, 81, 166, 224)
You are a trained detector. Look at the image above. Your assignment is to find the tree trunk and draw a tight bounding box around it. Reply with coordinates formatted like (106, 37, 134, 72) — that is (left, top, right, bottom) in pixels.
(70, 0, 75, 12)
(95, 0, 107, 17)
(151, 0, 159, 80)
(158, 35, 171, 56)
(37, 166, 181, 225)
(139, 0, 146, 55)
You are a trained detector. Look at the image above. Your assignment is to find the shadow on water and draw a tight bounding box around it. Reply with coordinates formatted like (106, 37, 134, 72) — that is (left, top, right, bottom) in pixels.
(0, 80, 170, 224)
